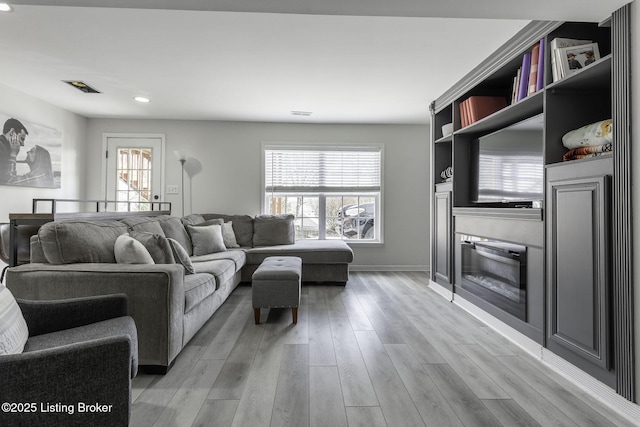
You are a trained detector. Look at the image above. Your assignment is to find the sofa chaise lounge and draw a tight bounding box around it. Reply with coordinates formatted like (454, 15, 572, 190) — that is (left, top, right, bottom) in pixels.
(5, 213, 353, 372)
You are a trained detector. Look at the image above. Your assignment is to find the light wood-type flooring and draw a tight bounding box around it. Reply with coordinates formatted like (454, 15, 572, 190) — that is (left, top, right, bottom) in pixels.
(130, 271, 636, 427)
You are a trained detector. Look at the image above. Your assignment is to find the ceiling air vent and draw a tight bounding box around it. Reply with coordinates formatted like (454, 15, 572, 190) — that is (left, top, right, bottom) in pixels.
(291, 110, 312, 117)
(63, 80, 101, 94)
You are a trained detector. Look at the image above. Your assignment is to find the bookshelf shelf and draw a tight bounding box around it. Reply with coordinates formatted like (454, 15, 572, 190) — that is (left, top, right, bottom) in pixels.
(546, 54, 611, 92)
(455, 90, 544, 136)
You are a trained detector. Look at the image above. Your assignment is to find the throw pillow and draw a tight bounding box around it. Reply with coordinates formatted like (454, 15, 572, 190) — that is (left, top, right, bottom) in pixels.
(253, 214, 295, 246)
(181, 214, 205, 227)
(130, 231, 175, 264)
(156, 215, 193, 256)
(202, 214, 254, 247)
(0, 285, 28, 355)
(167, 238, 195, 274)
(222, 221, 240, 248)
(190, 218, 224, 227)
(186, 224, 226, 256)
(114, 234, 155, 264)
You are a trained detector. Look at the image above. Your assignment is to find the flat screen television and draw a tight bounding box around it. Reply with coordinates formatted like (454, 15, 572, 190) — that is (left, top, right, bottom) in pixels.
(472, 114, 544, 207)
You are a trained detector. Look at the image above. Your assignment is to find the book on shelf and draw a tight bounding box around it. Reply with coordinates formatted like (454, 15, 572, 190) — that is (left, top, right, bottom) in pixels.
(556, 42, 600, 79)
(528, 43, 540, 95)
(511, 40, 545, 103)
(512, 67, 521, 104)
(517, 52, 531, 101)
(459, 96, 507, 127)
(549, 37, 592, 81)
(536, 39, 545, 91)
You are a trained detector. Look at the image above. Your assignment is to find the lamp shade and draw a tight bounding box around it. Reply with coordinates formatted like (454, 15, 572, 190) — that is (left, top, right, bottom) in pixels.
(174, 150, 188, 162)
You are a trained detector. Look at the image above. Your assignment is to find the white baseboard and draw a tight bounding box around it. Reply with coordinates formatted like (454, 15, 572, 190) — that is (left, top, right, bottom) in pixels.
(350, 264, 429, 272)
(428, 280, 640, 424)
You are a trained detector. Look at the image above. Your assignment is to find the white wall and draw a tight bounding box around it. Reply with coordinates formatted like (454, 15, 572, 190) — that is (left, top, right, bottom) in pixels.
(85, 119, 431, 270)
(0, 84, 87, 223)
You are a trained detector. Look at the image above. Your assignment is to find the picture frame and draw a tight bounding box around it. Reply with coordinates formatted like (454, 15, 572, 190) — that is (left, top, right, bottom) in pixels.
(0, 113, 62, 188)
(557, 42, 600, 79)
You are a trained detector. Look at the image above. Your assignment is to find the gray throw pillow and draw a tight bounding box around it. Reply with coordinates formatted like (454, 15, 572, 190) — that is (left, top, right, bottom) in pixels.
(186, 224, 226, 256)
(222, 221, 240, 248)
(114, 234, 155, 264)
(156, 215, 193, 256)
(181, 214, 205, 226)
(130, 231, 175, 264)
(253, 214, 295, 246)
(202, 214, 253, 247)
(167, 238, 195, 274)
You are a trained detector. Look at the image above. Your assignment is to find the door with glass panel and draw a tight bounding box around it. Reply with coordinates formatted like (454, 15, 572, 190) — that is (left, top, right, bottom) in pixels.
(105, 136, 163, 212)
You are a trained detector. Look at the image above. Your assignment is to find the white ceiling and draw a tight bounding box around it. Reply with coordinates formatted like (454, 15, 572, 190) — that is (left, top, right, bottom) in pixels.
(0, 0, 628, 124)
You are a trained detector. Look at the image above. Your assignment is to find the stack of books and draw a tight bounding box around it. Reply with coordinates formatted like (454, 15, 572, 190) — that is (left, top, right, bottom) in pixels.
(511, 39, 545, 104)
(549, 38, 600, 82)
(459, 96, 507, 128)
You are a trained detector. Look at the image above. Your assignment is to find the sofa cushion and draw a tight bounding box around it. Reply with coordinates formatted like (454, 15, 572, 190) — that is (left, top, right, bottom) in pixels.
(156, 215, 193, 256)
(253, 214, 295, 247)
(245, 240, 354, 265)
(191, 249, 246, 272)
(183, 273, 217, 313)
(0, 285, 28, 355)
(114, 234, 155, 264)
(38, 220, 128, 264)
(130, 231, 175, 264)
(181, 214, 205, 226)
(167, 238, 195, 274)
(191, 259, 236, 289)
(186, 224, 226, 256)
(202, 214, 253, 247)
(120, 216, 166, 235)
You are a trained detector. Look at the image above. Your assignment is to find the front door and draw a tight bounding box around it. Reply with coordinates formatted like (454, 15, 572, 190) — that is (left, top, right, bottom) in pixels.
(104, 134, 164, 212)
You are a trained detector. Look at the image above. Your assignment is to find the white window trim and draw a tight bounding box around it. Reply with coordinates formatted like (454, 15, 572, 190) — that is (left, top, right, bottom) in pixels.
(261, 142, 384, 245)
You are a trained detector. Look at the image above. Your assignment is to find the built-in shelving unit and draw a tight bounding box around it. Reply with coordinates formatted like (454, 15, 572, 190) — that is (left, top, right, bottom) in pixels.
(429, 10, 634, 401)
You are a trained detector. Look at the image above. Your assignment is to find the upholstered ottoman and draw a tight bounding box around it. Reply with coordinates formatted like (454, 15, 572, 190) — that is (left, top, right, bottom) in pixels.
(252, 256, 302, 325)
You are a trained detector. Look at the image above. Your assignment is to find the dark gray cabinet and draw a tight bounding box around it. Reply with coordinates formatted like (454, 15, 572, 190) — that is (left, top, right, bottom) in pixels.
(546, 157, 614, 386)
(433, 184, 452, 289)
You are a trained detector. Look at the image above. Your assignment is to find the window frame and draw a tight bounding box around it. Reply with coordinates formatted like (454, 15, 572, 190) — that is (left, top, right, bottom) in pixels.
(261, 142, 384, 245)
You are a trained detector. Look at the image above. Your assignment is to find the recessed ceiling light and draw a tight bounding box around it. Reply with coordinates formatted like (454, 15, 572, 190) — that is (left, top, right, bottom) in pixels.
(134, 96, 150, 103)
(0, 4, 13, 12)
(291, 110, 312, 117)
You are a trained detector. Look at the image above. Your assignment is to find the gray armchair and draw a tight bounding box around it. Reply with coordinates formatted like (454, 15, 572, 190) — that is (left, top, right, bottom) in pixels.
(0, 293, 138, 427)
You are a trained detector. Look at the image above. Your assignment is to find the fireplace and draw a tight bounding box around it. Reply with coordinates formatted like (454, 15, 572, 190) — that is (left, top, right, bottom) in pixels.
(459, 235, 527, 321)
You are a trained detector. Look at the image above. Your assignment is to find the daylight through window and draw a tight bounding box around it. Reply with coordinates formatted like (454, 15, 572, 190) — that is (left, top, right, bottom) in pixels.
(263, 145, 383, 242)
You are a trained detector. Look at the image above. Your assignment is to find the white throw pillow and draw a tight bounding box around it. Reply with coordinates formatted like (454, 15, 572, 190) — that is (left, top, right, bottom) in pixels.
(222, 221, 240, 248)
(0, 285, 29, 355)
(114, 233, 155, 264)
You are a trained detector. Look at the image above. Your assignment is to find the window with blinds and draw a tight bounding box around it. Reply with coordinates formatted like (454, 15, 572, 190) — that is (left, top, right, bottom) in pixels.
(263, 145, 383, 242)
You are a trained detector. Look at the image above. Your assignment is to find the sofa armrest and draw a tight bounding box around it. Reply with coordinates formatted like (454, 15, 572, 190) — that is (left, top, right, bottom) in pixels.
(18, 293, 128, 337)
(0, 336, 132, 426)
(6, 263, 186, 367)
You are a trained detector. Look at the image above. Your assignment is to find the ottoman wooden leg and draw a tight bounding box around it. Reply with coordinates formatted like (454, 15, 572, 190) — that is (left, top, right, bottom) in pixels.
(292, 307, 298, 324)
(254, 308, 261, 325)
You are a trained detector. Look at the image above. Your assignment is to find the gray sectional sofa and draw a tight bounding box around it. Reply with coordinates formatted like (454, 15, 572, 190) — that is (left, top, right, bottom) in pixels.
(5, 213, 353, 372)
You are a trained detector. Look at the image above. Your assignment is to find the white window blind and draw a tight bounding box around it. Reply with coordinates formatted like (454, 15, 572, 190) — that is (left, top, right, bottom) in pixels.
(265, 147, 381, 193)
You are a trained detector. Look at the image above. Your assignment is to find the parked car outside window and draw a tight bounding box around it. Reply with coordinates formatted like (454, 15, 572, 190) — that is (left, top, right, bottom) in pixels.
(337, 202, 374, 239)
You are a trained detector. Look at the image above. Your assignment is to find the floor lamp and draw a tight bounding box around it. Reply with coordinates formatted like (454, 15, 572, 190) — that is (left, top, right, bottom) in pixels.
(174, 151, 187, 216)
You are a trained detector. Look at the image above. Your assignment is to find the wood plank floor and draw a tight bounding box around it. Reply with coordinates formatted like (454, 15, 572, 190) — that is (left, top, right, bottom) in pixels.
(130, 271, 636, 427)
